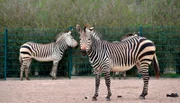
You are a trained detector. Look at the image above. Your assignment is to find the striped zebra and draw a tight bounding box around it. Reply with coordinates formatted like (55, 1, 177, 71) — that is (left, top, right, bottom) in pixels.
(76, 24, 160, 101)
(19, 30, 78, 80)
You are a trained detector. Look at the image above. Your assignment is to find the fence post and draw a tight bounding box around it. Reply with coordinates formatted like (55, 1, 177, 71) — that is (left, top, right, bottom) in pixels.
(68, 26, 73, 79)
(4, 28, 8, 80)
(139, 25, 142, 36)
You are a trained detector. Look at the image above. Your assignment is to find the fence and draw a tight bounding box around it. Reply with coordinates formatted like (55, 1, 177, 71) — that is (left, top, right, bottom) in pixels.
(0, 26, 180, 80)
(0, 31, 4, 79)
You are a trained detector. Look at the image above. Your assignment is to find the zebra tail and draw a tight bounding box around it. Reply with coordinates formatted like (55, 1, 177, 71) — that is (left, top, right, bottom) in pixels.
(152, 54, 160, 79)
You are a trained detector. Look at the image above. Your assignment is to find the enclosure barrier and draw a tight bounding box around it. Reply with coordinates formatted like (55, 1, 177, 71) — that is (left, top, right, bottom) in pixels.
(0, 26, 179, 80)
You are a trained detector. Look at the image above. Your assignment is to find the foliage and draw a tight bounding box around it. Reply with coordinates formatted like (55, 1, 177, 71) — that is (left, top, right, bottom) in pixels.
(0, 0, 179, 31)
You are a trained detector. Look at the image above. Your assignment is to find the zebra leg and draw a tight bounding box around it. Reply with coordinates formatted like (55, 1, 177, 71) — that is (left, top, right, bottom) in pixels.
(123, 72, 127, 79)
(104, 72, 112, 101)
(51, 61, 59, 80)
(136, 63, 142, 79)
(20, 64, 25, 80)
(139, 65, 150, 99)
(24, 67, 30, 80)
(92, 74, 101, 101)
(20, 60, 29, 80)
(24, 59, 32, 80)
(112, 72, 115, 79)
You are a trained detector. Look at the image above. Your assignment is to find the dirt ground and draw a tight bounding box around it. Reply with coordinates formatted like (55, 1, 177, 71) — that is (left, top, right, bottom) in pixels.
(0, 77, 180, 103)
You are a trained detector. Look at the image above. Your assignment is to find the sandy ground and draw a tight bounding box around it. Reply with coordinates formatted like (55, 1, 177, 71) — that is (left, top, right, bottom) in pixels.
(0, 77, 180, 103)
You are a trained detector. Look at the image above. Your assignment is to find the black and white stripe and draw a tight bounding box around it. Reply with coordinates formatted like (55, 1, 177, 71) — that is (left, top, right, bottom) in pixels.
(76, 24, 160, 101)
(113, 33, 138, 79)
(19, 31, 78, 80)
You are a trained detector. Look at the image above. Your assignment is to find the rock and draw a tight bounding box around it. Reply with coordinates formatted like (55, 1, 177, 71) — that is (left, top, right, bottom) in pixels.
(85, 96, 88, 99)
(117, 95, 122, 98)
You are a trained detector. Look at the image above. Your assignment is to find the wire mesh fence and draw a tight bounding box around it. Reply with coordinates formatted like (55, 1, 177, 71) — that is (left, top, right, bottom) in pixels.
(0, 26, 180, 80)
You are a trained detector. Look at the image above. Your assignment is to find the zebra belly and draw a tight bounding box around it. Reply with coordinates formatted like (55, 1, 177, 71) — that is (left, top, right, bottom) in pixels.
(33, 57, 53, 62)
(111, 65, 134, 72)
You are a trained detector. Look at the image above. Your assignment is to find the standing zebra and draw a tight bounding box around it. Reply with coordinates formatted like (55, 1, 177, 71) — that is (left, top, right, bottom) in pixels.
(19, 30, 78, 80)
(76, 24, 160, 101)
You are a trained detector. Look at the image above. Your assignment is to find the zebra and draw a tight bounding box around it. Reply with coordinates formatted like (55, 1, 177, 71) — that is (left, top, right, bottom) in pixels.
(19, 30, 78, 80)
(76, 24, 160, 101)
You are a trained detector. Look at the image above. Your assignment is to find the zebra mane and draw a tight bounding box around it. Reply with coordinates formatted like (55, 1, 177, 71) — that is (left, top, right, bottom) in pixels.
(120, 33, 138, 41)
(54, 31, 69, 42)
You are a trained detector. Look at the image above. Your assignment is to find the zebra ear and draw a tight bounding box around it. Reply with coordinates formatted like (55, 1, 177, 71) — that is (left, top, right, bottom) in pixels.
(76, 24, 82, 33)
(89, 23, 96, 31)
(68, 30, 72, 34)
(89, 27, 94, 31)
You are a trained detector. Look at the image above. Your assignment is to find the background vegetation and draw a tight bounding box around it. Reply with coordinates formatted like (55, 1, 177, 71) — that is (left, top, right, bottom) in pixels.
(0, 0, 179, 30)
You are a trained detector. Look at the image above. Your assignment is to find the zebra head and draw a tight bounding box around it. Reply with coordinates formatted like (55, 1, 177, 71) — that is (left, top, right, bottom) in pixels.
(56, 30, 78, 48)
(65, 31, 78, 48)
(76, 24, 96, 56)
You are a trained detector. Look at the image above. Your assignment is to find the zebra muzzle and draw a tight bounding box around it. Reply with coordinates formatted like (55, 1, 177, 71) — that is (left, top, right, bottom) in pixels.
(74, 44, 79, 48)
(81, 50, 87, 56)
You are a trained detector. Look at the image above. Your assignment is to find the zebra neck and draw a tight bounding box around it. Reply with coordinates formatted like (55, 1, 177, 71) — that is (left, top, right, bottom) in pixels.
(87, 48, 99, 64)
(55, 40, 68, 52)
(87, 40, 105, 63)
(91, 32, 100, 40)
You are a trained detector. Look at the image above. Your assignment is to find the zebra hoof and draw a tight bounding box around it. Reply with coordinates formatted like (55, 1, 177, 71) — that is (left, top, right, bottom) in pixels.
(139, 95, 145, 99)
(52, 77, 57, 80)
(92, 97, 97, 101)
(139, 92, 147, 99)
(106, 97, 111, 101)
(26, 78, 30, 80)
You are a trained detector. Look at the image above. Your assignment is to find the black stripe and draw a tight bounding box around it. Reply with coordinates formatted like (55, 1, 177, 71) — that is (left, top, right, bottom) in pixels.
(21, 45, 33, 53)
(139, 51, 155, 60)
(140, 59, 152, 63)
(20, 51, 31, 56)
(138, 42, 154, 55)
(133, 39, 139, 60)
